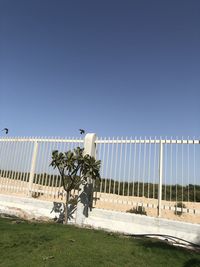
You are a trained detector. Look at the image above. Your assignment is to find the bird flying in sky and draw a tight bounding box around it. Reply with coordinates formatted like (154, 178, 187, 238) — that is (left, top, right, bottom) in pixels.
(79, 129, 85, 135)
(2, 128, 9, 134)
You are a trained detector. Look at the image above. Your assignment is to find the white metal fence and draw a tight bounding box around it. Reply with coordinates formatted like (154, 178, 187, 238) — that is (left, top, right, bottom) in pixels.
(0, 135, 200, 222)
(0, 137, 83, 200)
(94, 137, 200, 219)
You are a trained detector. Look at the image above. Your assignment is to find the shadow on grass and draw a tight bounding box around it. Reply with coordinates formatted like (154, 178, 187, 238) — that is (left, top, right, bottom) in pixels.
(135, 238, 177, 251)
(183, 258, 200, 267)
(132, 236, 200, 253)
(133, 237, 200, 265)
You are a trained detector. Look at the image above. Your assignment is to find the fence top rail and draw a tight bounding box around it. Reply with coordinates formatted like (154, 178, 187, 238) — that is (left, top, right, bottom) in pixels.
(0, 137, 84, 143)
(0, 136, 200, 144)
(95, 138, 200, 144)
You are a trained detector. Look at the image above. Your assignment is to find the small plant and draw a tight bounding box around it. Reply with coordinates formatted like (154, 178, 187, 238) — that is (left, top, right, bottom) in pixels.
(126, 206, 147, 216)
(50, 147, 101, 224)
(174, 202, 186, 216)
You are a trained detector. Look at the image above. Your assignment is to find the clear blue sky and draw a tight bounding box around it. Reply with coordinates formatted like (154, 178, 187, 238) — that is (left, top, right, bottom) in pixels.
(0, 0, 199, 138)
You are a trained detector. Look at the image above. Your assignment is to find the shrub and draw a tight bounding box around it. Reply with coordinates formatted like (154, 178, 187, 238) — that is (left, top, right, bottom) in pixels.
(174, 202, 186, 216)
(126, 206, 147, 215)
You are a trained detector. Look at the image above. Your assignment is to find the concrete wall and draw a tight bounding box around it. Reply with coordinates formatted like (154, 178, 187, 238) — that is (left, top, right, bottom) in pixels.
(84, 208, 200, 245)
(1, 193, 200, 245)
(0, 194, 75, 223)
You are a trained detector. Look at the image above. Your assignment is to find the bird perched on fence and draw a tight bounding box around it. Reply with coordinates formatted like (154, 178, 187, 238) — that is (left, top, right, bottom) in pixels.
(2, 128, 9, 134)
(79, 129, 85, 135)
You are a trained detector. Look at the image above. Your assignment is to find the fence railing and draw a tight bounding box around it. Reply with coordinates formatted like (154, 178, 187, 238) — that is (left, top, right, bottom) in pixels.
(0, 135, 199, 223)
(0, 137, 83, 200)
(94, 137, 200, 220)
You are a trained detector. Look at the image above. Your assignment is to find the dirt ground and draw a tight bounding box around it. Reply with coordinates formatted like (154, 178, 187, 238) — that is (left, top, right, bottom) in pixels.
(93, 192, 200, 224)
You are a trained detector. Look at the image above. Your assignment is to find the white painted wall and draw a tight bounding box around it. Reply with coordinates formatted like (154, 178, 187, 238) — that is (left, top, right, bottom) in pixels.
(0, 194, 75, 223)
(84, 208, 200, 245)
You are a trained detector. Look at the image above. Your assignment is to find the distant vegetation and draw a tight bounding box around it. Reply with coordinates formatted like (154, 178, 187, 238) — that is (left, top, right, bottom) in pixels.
(0, 169, 200, 202)
(95, 178, 200, 202)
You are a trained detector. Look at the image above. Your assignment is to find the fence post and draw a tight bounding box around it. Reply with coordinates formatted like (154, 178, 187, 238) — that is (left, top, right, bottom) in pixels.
(158, 140, 164, 217)
(83, 133, 96, 157)
(27, 141, 38, 197)
(76, 133, 96, 225)
(84, 133, 96, 184)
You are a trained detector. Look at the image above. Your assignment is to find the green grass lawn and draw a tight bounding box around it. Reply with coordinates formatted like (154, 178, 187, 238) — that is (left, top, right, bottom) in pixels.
(0, 217, 200, 267)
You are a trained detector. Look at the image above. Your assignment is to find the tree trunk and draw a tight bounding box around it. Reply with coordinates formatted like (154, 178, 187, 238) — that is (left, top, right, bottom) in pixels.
(64, 192, 70, 224)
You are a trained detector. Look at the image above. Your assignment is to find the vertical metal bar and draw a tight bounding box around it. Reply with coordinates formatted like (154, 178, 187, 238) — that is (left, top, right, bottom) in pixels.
(101, 138, 106, 193)
(113, 137, 119, 195)
(58, 139, 64, 199)
(175, 140, 178, 209)
(127, 138, 132, 196)
(3, 141, 11, 191)
(8, 140, 18, 192)
(0, 140, 6, 179)
(24, 140, 32, 184)
(164, 137, 167, 201)
(153, 136, 157, 199)
(15, 137, 26, 192)
(40, 139, 49, 193)
(50, 138, 58, 198)
(56, 139, 67, 200)
(193, 140, 196, 202)
(43, 138, 50, 197)
(57, 140, 66, 199)
(65, 136, 70, 153)
(17, 140, 26, 192)
(99, 139, 103, 194)
(70, 136, 74, 151)
(6, 141, 15, 191)
(104, 138, 110, 193)
(118, 137, 123, 195)
(28, 141, 38, 197)
(187, 137, 190, 202)
(8, 141, 17, 190)
(170, 137, 173, 202)
(158, 140, 163, 217)
(14, 140, 22, 192)
(53, 139, 59, 199)
(122, 137, 128, 196)
(46, 137, 54, 198)
(34, 139, 40, 194)
(1, 140, 7, 188)
(181, 137, 184, 204)
(137, 137, 142, 197)
(132, 136, 137, 196)
(0, 141, 3, 178)
(96, 137, 102, 195)
(31, 138, 40, 195)
(37, 140, 46, 196)
(0, 140, 7, 191)
(108, 138, 114, 194)
(147, 137, 151, 199)
(51, 138, 59, 198)
(142, 137, 146, 197)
